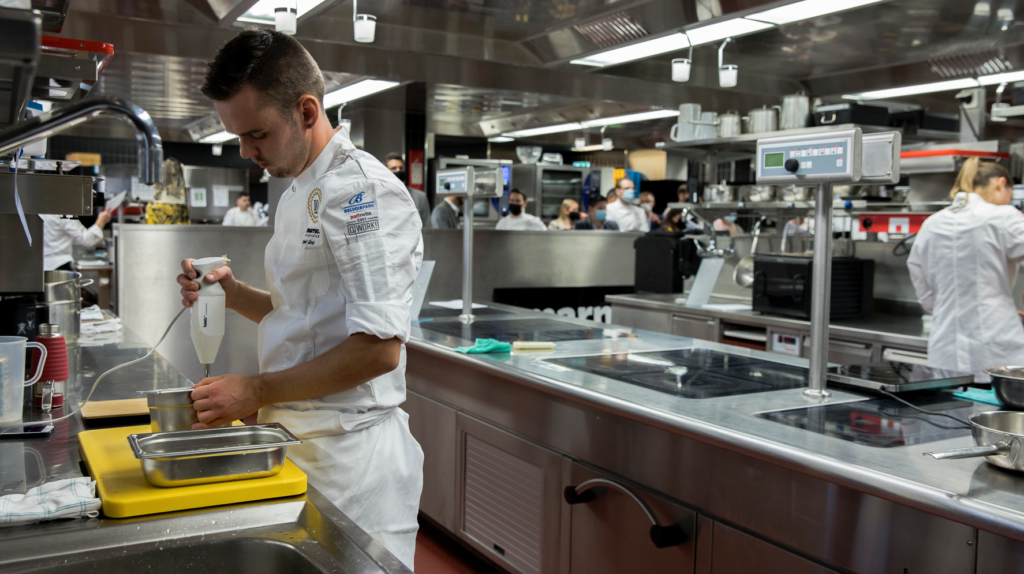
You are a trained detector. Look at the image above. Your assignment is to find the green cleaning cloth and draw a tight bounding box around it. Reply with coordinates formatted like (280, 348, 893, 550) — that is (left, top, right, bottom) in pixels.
(454, 338, 511, 354)
(954, 387, 1002, 406)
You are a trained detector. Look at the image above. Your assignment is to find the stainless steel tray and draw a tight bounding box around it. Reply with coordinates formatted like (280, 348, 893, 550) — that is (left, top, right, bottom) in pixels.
(127, 423, 301, 488)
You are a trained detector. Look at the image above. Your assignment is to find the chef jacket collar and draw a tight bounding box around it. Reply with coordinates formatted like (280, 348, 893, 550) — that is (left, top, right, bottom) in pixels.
(294, 127, 355, 191)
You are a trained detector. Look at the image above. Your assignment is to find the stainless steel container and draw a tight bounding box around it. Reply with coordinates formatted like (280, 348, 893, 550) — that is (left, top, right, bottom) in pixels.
(42, 271, 91, 344)
(43, 300, 79, 343)
(747, 105, 780, 133)
(745, 185, 775, 202)
(697, 111, 718, 140)
(705, 182, 738, 202)
(717, 111, 741, 137)
(780, 92, 811, 130)
(925, 411, 1024, 472)
(140, 387, 199, 432)
(670, 103, 703, 142)
(128, 423, 302, 487)
(985, 367, 1024, 410)
(779, 185, 813, 201)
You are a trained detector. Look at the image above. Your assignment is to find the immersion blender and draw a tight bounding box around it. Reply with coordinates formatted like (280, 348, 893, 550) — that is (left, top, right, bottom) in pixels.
(189, 256, 230, 379)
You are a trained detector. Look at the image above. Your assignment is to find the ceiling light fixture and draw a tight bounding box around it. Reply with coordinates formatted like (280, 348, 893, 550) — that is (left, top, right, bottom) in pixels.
(198, 131, 237, 144)
(718, 38, 737, 88)
(503, 123, 584, 138)
(979, 71, 1024, 85)
(685, 18, 772, 46)
(842, 78, 981, 100)
(571, 32, 689, 67)
(501, 109, 678, 138)
(275, 1, 297, 35)
(672, 37, 693, 83)
(488, 136, 515, 143)
(747, 0, 884, 26)
(237, 0, 329, 25)
(353, 0, 376, 43)
(572, 144, 607, 152)
(323, 79, 401, 109)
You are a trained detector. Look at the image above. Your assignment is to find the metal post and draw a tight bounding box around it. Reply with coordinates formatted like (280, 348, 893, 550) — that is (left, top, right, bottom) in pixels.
(460, 185, 475, 324)
(805, 182, 833, 398)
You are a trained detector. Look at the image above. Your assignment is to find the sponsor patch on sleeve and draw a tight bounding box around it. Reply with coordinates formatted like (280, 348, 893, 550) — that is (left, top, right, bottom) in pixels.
(342, 190, 380, 237)
(303, 187, 324, 249)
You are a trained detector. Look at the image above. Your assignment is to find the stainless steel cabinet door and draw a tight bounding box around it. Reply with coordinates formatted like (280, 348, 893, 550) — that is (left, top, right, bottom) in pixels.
(456, 413, 566, 574)
(567, 462, 697, 574)
(405, 391, 458, 531)
(711, 522, 839, 574)
(824, 339, 873, 365)
(672, 314, 718, 341)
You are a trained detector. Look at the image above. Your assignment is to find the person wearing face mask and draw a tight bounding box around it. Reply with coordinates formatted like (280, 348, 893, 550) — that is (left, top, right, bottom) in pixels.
(909, 158, 1024, 382)
(549, 199, 585, 230)
(605, 178, 649, 232)
(430, 193, 462, 230)
(713, 213, 745, 236)
(574, 192, 620, 231)
(639, 191, 662, 230)
(385, 152, 430, 228)
(496, 189, 547, 231)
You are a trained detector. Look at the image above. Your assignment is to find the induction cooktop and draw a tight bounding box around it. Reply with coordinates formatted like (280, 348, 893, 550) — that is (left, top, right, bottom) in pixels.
(757, 393, 985, 448)
(418, 318, 635, 343)
(546, 349, 808, 399)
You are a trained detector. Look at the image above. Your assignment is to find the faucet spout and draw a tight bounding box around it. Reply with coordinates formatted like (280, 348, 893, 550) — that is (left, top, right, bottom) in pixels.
(0, 96, 163, 183)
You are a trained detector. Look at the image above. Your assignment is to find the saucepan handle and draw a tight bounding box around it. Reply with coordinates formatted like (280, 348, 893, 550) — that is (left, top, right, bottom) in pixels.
(924, 442, 1012, 460)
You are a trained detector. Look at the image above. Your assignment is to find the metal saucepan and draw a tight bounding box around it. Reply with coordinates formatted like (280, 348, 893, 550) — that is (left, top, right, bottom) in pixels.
(985, 367, 1024, 410)
(925, 411, 1024, 472)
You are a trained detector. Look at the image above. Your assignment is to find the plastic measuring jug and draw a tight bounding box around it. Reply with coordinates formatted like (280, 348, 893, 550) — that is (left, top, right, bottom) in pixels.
(0, 336, 47, 425)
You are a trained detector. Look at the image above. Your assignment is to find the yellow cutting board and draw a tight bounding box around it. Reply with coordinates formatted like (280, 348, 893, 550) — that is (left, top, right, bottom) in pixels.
(81, 398, 149, 419)
(78, 425, 307, 518)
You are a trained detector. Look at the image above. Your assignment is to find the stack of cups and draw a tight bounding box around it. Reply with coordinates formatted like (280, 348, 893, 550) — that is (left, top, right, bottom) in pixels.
(31, 324, 68, 412)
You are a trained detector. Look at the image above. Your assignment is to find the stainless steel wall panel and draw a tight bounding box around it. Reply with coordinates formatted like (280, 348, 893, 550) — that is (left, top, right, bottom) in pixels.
(0, 214, 43, 293)
(977, 530, 1024, 574)
(711, 522, 840, 574)
(405, 390, 458, 532)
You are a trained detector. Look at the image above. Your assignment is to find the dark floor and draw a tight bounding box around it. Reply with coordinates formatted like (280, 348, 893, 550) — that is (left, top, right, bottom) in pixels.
(414, 518, 503, 574)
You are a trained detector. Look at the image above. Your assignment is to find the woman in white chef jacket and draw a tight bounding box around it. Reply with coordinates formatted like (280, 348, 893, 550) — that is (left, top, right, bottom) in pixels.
(175, 30, 423, 568)
(908, 158, 1024, 381)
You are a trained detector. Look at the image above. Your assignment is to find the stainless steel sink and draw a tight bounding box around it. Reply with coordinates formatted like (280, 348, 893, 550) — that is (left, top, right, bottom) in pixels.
(0, 488, 410, 574)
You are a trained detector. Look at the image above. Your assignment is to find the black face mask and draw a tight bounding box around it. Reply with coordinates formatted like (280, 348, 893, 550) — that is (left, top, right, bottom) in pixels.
(393, 170, 407, 184)
(568, 211, 581, 221)
(509, 204, 523, 216)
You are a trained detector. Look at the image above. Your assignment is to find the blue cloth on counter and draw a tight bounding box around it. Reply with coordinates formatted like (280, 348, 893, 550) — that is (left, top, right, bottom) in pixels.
(454, 338, 512, 354)
(954, 387, 1002, 406)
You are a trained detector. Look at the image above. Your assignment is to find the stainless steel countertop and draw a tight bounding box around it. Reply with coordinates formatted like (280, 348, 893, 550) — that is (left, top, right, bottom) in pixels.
(0, 322, 410, 574)
(607, 292, 930, 350)
(409, 303, 1024, 542)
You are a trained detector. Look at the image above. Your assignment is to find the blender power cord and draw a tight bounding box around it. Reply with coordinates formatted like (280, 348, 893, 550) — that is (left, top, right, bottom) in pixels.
(877, 389, 972, 429)
(3, 307, 188, 429)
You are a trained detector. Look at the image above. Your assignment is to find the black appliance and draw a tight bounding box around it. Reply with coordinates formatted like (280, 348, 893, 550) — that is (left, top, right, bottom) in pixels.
(889, 110, 959, 132)
(813, 103, 890, 127)
(0, 295, 49, 340)
(633, 232, 700, 294)
(752, 255, 873, 320)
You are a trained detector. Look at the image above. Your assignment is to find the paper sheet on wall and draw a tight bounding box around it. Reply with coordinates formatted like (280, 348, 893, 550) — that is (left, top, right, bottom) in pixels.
(213, 185, 230, 207)
(685, 258, 725, 308)
(189, 187, 207, 208)
(410, 261, 435, 321)
(131, 177, 155, 202)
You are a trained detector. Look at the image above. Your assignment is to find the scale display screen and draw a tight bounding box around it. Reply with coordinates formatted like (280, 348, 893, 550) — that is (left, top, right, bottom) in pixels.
(764, 152, 785, 168)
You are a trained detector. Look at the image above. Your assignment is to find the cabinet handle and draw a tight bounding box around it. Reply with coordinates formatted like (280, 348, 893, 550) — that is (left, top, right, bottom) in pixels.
(564, 478, 687, 549)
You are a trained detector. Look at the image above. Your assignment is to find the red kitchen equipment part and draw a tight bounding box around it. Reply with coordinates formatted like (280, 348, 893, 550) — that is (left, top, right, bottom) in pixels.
(34, 36, 115, 103)
(858, 213, 931, 234)
(31, 323, 68, 410)
(899, 149, 1010, 160)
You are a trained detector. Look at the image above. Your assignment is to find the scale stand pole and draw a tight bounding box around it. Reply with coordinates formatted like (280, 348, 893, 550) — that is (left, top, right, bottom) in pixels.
(460, 189, 475, 325)
(805, 182, 833, 398)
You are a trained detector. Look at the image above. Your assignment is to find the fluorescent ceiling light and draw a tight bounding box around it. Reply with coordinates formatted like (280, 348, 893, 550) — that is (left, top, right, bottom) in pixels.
(323, 79, 401, 108)
(199, 131, 237, 144)
(748, 0, 884, 26)
(979, 71, 1024, 85)
(571, 33, 689, 67)
(237, 0, 329, 24)
(572, 144, 608, 152)
(686, 18, 774, 46)
(503, 123, 584, 138)
(488, 136, 515, 143)
(581, 109, 679, 127)
(842, 78, 980, 100)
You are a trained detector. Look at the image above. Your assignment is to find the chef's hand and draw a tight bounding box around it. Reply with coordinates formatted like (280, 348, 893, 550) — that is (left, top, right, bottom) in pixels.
(177, 258, 238, 309)
(190, 375, 263, 429)
(95, 210, 112, 228)
(1018, 310, 1024, 322)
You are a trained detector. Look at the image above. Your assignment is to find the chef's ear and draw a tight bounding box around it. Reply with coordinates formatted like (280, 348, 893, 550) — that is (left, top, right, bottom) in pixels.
(297, 93, 321, 129)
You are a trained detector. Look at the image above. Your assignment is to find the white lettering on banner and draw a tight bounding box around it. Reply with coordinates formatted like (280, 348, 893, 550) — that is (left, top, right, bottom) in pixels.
(534, 305, 614, 324)
(888, 217, 910, 234)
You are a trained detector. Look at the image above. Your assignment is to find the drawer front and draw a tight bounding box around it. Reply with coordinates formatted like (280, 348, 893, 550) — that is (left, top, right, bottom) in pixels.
(672, 314, 717, 341)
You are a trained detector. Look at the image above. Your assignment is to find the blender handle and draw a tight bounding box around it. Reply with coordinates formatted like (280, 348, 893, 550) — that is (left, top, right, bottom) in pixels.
(25, 342, 47, 386)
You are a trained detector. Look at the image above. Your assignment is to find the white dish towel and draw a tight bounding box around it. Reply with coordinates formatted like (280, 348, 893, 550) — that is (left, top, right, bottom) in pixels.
(0, 477, 101, 527)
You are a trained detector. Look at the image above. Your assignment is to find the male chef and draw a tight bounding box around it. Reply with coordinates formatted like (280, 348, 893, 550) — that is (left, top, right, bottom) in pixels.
(176, 29, 423, 567)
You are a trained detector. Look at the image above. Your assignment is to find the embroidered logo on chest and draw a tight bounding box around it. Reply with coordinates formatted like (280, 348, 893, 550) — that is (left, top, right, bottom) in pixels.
(307, 188, 323, 224)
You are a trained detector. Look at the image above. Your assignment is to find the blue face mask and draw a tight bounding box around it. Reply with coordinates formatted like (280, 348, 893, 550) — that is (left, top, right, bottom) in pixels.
(620, 189, 637, 202)
(595, 209, 608, 221)
(724, 213, 738, 223)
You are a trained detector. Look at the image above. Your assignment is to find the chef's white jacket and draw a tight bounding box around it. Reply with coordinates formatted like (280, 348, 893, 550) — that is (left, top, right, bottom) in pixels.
(257, 128, 424, 434)
(222, 206, 261, 226)
(606, 198, 650, 232)
(908, 193, 1024, 381)
(38, 215, 104, 270)
(495, 212, 547, 231)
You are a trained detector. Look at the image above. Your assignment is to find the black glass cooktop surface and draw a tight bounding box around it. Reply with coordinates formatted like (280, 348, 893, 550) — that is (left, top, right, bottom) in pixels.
(758, 393, 987, 448)
(546, 349, 807, 399)
(417, 307, 506, 319)
(418, 318, 633, 343)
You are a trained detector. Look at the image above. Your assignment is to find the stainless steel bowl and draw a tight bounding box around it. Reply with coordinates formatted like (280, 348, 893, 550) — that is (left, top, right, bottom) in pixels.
(985, 367, 1024, 410)
(128, 423, 302, 487)
(139, 387, 199, 432)
(926, 411, 1024, 472)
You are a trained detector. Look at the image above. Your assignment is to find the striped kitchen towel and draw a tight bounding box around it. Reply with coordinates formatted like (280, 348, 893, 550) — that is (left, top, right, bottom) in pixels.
(0, 477, 101, 526)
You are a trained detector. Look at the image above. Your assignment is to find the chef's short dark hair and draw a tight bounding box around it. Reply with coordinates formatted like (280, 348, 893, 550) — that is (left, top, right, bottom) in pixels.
(201, 28, 325, 116)
(385, 152, 403, 164)
(588, 192, 607, 207)
(238, 191, 250, 198)
(509, 188, 527, 201)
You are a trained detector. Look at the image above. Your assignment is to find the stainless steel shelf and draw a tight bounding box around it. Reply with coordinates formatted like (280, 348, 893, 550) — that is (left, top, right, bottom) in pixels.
(0, 172, 94, 215)
(660, 123, 959, 154)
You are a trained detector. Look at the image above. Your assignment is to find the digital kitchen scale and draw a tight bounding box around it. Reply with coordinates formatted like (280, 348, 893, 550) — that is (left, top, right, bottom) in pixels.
(826, 362, 973, 393)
